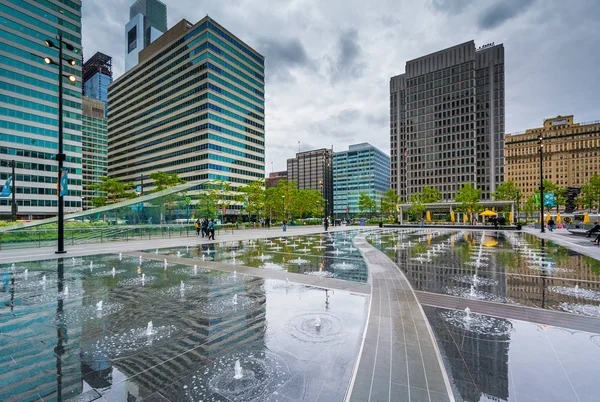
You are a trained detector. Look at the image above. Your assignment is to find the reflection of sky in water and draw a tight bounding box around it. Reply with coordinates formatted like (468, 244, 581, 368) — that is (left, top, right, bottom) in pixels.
(425, 305, 600, 402)
(369, 230, 600, 314)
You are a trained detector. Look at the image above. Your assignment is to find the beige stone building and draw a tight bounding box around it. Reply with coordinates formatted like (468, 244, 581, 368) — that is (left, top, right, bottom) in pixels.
(505, 115, 600, 199)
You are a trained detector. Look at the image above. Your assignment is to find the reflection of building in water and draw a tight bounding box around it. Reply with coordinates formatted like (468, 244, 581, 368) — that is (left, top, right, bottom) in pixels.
(424, 306, 510, 402)
(0, 264, 83, 400)
(80, 275, 267, 399)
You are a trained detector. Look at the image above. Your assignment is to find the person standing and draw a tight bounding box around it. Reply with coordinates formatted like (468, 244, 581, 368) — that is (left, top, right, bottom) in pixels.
(548, 218, 555, 232)
(208, 218, 216, 240)
(419, 217, 424, 228)
(201, 217, 208, 238)
(282, 219, 287, 232)
(194, 218, 201, 236)
(323, 217, 329, 231)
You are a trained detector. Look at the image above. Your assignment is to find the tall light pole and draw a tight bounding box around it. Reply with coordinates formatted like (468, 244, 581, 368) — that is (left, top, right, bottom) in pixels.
(11, 160, 17, 221)
(538, 134, 545, 233)
(43, 35, 77, 254)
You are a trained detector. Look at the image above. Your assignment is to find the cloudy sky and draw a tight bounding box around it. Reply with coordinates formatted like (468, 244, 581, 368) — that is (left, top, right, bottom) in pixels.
(82, 0, 600, 173)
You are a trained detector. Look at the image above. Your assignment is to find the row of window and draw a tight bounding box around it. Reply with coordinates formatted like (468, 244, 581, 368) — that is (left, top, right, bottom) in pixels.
(0, 146, 81, 164)
(2, 90, 81, 121)
(1, 68, 81, 98)
(0, 133, 80, 153)
(0, 199, 81, 207)
(111, 93, 263, 139)
(1, 121, 81, 144)
(2, 4, 80, 43)
(1, 107, 80, 130)
(0, 172, 81, 186)
(0, 81, 81, 110)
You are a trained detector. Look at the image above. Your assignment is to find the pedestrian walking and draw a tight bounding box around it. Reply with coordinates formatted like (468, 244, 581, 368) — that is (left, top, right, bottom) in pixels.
(282, 219, 287, 232)
(419, 217, 424, 228)
(323, 217, 329, 231)
(194, 218, 201, 236)
(208, 218, 216, 240)
(548, 218, 555, 232)
(201, 217, 208, 238)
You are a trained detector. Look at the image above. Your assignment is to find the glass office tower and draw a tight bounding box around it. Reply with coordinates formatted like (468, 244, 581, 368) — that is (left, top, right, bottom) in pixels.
(333, 143, 390, 218)
(109, 17, 265, 217)
(0, 0, 83, 219)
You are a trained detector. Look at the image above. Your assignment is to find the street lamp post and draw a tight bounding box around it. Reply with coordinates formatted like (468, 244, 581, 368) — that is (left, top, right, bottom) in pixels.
(538, 135, 545, 233)
(43, 35, 77, 254)
(11, 160, 17, 221)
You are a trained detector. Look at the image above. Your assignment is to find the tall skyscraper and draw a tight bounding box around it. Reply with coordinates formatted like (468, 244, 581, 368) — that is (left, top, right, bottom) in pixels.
(287, 148, 333, 217)
(108, 17, 265, 216)
(390, 41, 505, 201)
(125, 0, 167, 72)
(0, 0, 83, 219)
(505, 115, 600, 211)
(81, 96, 108, 210)
(82, 52, 112, 108)
(333, 143, 390, 218)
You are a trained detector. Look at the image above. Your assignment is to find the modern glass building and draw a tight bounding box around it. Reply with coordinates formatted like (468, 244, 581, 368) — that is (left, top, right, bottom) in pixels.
(81, 96, 108, 210)
(390, 41, 504, 202)
(0, 0, 83, 219)
(287, 148, 333, 217)
(333, 143, 390, 218)
(108, 17, 265, 217)
(125, 0, 167, 72)
(82, 51, 112, 116)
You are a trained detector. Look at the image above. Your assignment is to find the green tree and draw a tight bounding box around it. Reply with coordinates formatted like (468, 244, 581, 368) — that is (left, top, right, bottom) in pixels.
(408, 193, 426, 220)
(90, 176, 136, 205)
(381, 189, 399, 219)
(206, 180, 244, 222)
(493, 180, 522, 218)
(239, 179, 265, 220)
(455, 183, 482, 220)
(264, 186, 283, 222)
(358, 193, 376, 219)
(277, 180, 298, 219)
(197, 192, 218, 219)
(581, 174, 600, 212)
(534, 179, 559, 213)
(148, 171, 186, 192)
(421, 186, 442, 203)
(293, 189, 323, 218)
(523, 195, 537, 220)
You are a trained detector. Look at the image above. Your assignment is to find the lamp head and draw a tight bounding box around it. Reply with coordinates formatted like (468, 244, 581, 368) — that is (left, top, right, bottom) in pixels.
(44, 57, 53, 64)
(67, 59, 76, 66)
(67, 75, 76, 82)
(45, 39, 56, 48)
(65, 43, 75, 51)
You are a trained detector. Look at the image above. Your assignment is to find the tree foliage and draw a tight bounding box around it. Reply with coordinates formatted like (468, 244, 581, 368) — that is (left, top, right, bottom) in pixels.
(581, 174, 600, 212)
(90, 177, 136, 206)
(408, 193, 426, 219)
(455, 183, 482, 219)
(358, 193, 377, 218)
(238, 179, 265, 219)
(523, 195, 537, 220)
(381, 189, 399, 218)
(148, 171, 186, 193)
(421, 186, 442, 203)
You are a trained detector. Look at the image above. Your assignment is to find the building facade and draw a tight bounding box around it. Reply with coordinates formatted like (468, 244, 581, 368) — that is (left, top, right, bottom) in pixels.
(108, 17, 265, 214)
(266, 171, 287, 188)
(82, 51, 112, 115)
(287, 148, 333, 217)
(333, 143, 390, 218)
(125, 0, 167, 72)
(505, 115, 600, 207)
(390, 41, 505, 202)
(81, 96, 108, 210)
(0, 0, 83, 219)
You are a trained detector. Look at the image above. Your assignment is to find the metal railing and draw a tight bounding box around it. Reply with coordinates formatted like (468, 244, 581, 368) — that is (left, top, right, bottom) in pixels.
(0, 224, 238, 250)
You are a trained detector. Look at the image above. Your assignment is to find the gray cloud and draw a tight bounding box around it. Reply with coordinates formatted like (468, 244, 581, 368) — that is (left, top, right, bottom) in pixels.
(478, 0, 536, 30)
(327, 29, 366, 84)
(255, 37, 314, 83)
(430, 0, 473, 15)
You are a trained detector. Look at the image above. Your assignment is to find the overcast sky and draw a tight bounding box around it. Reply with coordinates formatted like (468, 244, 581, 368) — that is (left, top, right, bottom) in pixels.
(82, 0, 600, 174)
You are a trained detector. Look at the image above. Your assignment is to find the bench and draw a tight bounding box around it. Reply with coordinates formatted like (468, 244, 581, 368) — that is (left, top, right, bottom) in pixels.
(568, 229, 590, 237)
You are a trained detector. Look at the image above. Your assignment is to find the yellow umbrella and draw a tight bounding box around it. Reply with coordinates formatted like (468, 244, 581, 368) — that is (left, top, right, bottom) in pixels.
(546, 212, 551, 222)
(480, 210, 497, 217)
(584, 212, 590, 224)
(426, 211, 431, 222)
(556, 212, 561, 223)
(450, 210, 455, 222)
(483, 238, 499, 247)
(464, 214, 469, 223)
(509, 211, 514, 223)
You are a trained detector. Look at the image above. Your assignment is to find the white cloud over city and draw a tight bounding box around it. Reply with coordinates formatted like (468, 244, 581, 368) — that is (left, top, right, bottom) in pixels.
(82, 0, 600, 173)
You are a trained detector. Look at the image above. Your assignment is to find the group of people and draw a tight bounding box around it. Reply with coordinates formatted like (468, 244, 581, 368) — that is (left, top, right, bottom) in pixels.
(194, 217, 216, 240)
(587, 221, 600, 245)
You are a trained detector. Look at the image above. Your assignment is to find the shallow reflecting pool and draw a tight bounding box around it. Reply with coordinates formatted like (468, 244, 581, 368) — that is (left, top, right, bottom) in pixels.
(0, 253, 368, 401)
(145, 229, 371, 283)
(369, 229, 600, 316)
(424, 305, 600, 402)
